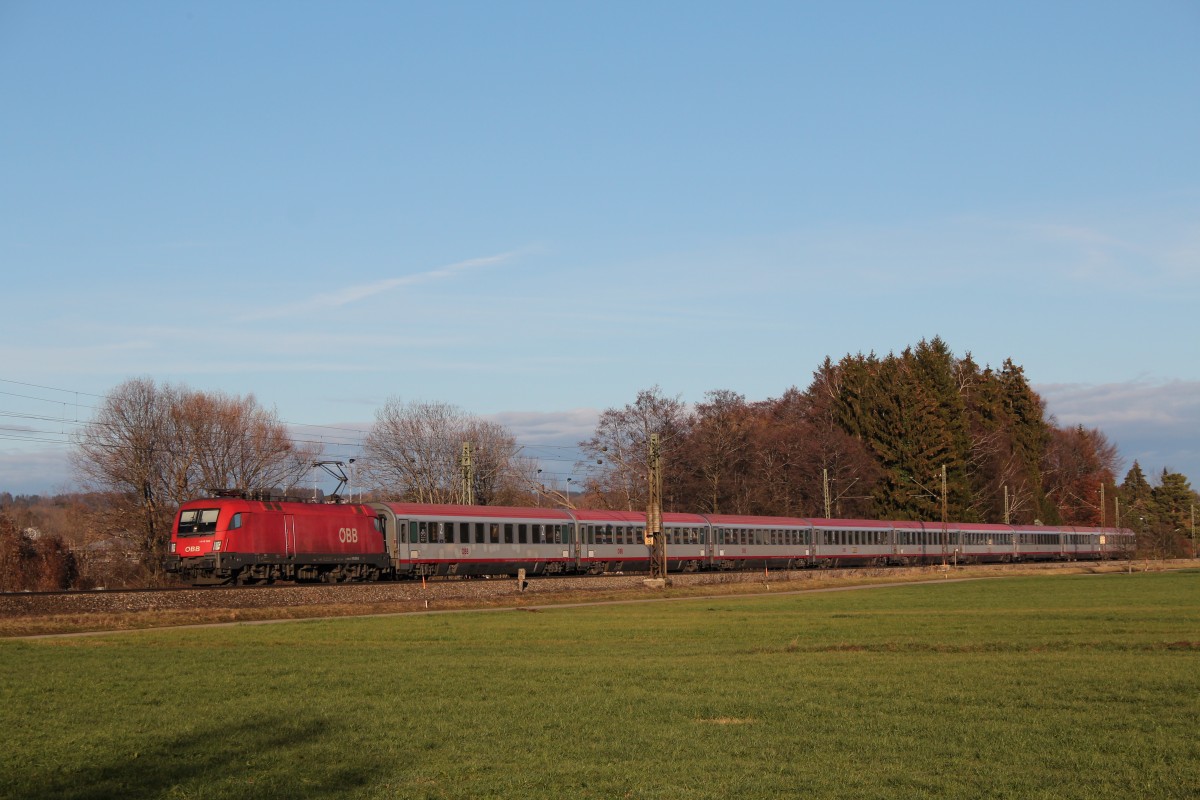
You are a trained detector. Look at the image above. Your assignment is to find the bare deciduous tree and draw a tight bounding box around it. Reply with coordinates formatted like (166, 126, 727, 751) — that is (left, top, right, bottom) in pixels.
(360, 398, 532, 504)
(685, 390, 750, 514)
(73, 379, 176, 571)
(464, 418, 538, 506)
(71, 378, 316, 575)
(1042, 425, 1120, 526)
(171, 391, 315, 496)
(579, 386, 690, 510)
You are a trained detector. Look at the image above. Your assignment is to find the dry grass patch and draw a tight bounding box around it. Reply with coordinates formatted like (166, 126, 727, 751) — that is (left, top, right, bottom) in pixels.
(3, 560, 1192, 638)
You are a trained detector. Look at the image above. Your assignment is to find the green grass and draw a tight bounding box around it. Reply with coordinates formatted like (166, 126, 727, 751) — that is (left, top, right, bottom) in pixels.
(1, 572, 1197, 799)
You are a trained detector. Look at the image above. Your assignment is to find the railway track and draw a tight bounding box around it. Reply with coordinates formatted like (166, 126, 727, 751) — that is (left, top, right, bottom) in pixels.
(1, 582, 338, 598)
(0, 573, 534, 602)
(0, 573, 657, 619)
(0, 560, 1158, 625)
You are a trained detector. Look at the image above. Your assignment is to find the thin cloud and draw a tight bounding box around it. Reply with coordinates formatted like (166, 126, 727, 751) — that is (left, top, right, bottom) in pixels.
(487, 409, 601, 444)
(1040, 380, 1200, 426)
(99, 325, 465, 353)
(0, 445, 77, 495)
(0, 341, 155, 374)
(239, 249, 526, 321)
(990, 215, 1200, 287)
(1019, 222, 1128, 250)
(1039, 379, 1200, 479)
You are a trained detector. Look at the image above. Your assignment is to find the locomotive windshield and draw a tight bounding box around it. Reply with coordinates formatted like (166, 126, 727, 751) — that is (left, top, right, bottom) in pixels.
(177, 508, 220, 536)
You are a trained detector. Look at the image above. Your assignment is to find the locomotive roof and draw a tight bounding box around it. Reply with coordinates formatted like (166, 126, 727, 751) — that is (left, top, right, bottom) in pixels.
(375, 504, 709, 525)
(376, 502, 575, 521)
(707, 514, 899, 528)
(570, 508, 709, 524)
(180, 497, 375, 515)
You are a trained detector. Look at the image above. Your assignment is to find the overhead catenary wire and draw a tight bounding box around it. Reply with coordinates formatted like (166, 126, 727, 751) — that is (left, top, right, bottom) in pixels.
(0, 376, 603, 489)
(0, 377, 592, 451)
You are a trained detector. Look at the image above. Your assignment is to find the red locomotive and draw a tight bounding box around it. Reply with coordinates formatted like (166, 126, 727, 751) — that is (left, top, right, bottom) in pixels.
(167, 497, 389, 584)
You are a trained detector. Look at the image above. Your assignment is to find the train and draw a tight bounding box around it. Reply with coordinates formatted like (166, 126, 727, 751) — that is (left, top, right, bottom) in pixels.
(164, 495, 1135, 585)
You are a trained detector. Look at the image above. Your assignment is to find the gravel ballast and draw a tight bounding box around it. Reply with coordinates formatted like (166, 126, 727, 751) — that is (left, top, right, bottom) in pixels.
(1, 560, 1156, 626)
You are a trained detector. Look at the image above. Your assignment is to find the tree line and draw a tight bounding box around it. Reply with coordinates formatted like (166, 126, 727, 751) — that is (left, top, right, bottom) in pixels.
(1, 339, 1195, 587)
(577, 338, 1196, 559)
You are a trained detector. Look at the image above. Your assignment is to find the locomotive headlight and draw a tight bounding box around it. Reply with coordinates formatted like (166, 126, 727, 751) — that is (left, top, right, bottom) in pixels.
(169, 543, 176, 553)
(213, 540, 222, 551)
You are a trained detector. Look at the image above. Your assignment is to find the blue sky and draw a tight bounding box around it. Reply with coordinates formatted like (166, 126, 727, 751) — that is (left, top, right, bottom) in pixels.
(1, 1, 1198, 495)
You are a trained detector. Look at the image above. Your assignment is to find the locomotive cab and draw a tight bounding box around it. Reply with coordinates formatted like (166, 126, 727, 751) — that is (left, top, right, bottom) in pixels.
(165, 502, 239, 585)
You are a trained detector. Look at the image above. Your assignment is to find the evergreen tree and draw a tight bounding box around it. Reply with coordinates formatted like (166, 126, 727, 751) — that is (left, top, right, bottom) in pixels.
(998, 359, 1053, 523)
(832, 352, 883, 446)
(1120, 462, 1155, 527)
(859, 354, 958, 521)
(962, 363, 1015, 522)
(907, 338, 974, 520)
(1151, 469, 1194, 557)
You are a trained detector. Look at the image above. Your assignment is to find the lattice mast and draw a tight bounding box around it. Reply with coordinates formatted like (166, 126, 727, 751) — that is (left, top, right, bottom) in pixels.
(461, 442, 474, 506)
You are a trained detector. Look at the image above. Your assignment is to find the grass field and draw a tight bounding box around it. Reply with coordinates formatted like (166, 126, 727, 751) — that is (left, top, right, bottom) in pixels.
(1, 571, 1197, 799)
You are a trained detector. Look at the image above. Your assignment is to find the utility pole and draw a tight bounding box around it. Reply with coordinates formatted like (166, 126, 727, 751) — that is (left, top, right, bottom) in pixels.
(646, 434, 667, 583)
(941, 464, 949, 566)
(1003, 485, 1011, 525)
(460, 442, 474, 505)
(1099, 484, 1106, 528)
(1192, 503, 1196, 560)
(823, 468, 831, 519)
(1115, 495, 1121, 528)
